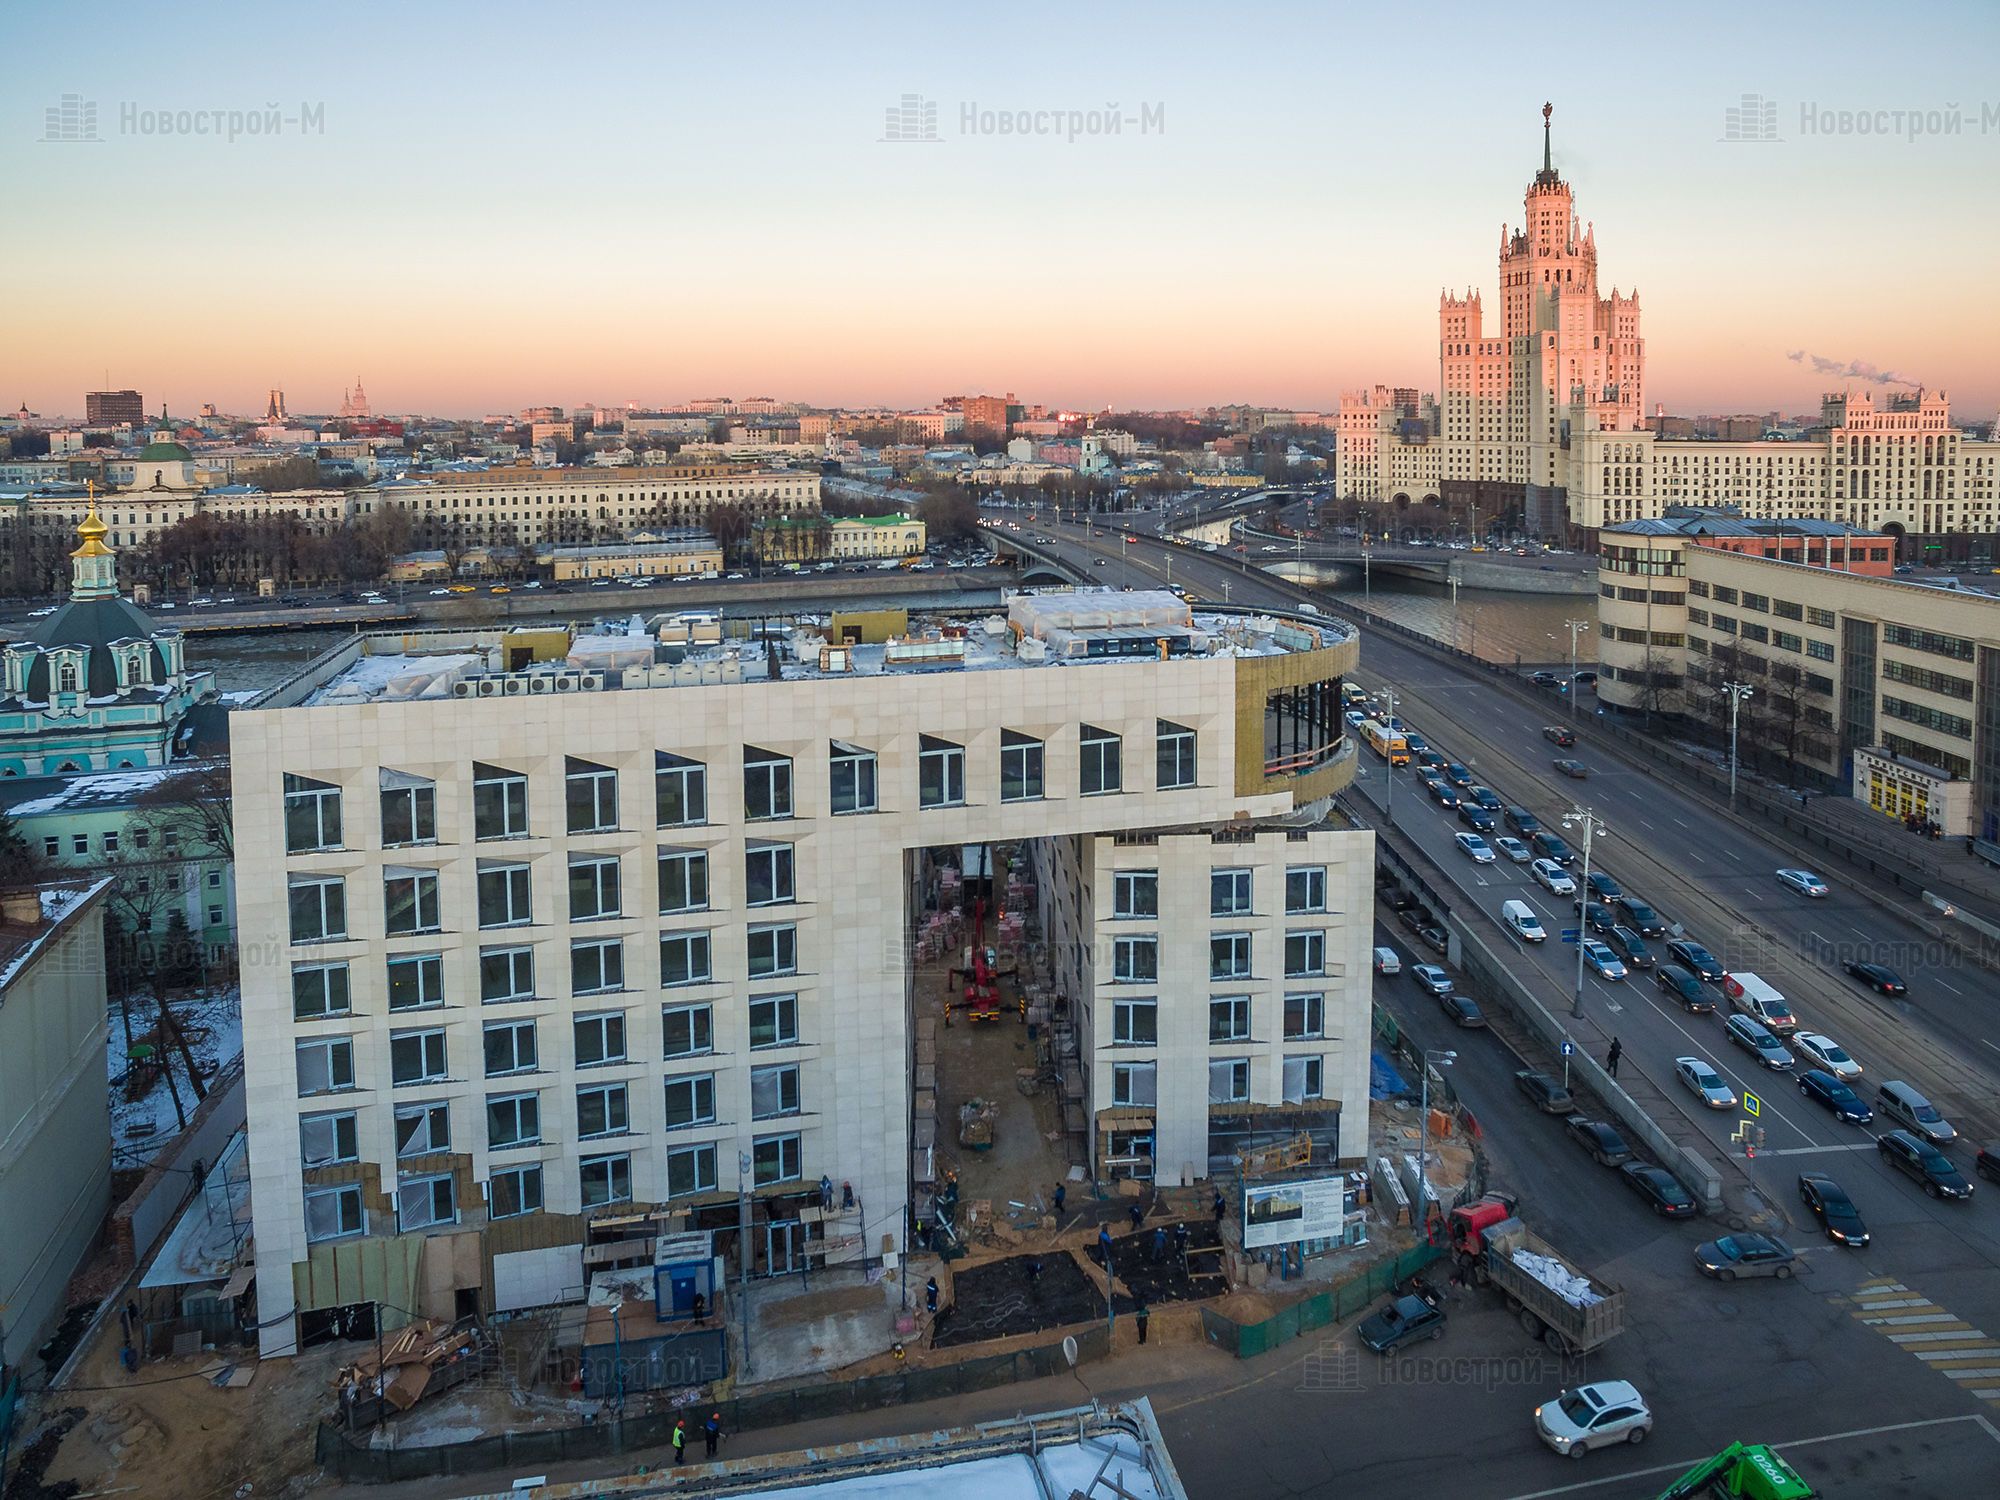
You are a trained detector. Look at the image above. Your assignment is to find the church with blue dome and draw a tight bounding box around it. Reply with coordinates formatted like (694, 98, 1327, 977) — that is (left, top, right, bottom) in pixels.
(1, 494, 217, 776)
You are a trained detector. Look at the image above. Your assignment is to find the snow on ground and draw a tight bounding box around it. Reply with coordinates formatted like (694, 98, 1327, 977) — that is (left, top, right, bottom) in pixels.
(106, 985, 243, 1167)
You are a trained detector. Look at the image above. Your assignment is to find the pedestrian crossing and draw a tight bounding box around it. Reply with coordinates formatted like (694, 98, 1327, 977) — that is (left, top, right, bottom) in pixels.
(1844, 1278, 2000, 1402)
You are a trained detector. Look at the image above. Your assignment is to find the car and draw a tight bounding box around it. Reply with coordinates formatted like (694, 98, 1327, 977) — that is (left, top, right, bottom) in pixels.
(1621, 1162, 1698, 1218)
(1676, 1056, 1737, 1109)
(1403, 733, 1430, 756)
(1978, 1147, 2000, 1185)
(1534, 1379, 1652, 1459)
(1467, 785, 1503, 810)
(1344, 710, 1369, 728)
(428, 587, 450, 595)
(1584, 871, 1623, 902)
(1797, 1174, 1870, 1246)
(1414, 749, 1444, 771)
(1843, 961, 1907, 996)
(1456, 803, 1496, 833)
(1553, 758, 1591, 779)
(489, 585, 511, 594)
(1573, 900, 1616, 934)
(1607, 925, 1654, 969)
(1564, 1117, 1634, 1167)
(1792, 1033, 1861, 1080)
(1416, 923, 1449, 954)
(1529, 669, 1562, 689)
(1531, 831, 1574, 865)
(1542, 725, 1576, 747)
(1372, 946, 1403, 976)
(1775, 868, 1830, 898)
(1443, 762, 1474, 788)
(1515, 1071, 1575, 1115)
(1694, 1233, 1799, 1281)
(1530, 859, 1576, 895)
(1383, 884, 1420, 912)
(1424, 778, 1461, 809)
(1494, 836, 1533, 863)
(1797, 1069, 1873, 1124)
(1655, 965, 1714, 1013)
(1666, 939, 1724, 982)
(1439, 991, 1487, 1028)
(1613, 897, 1666, 937)
(1725, 1014, 1794, 1070)
(1580, 939, 1626, 981)
(1573, 671, 1598, 687)
(726, 571, 746, 579)
(1504, 806, 1542, 836)
(1356, 1293, 1447, 1354)
(1454, 832, 1496, 864)
(1410, 963, 1452, 996)
(1876, 1129, 1973, 1200)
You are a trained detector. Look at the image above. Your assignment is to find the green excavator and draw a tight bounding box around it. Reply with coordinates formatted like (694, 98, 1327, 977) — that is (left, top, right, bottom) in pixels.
(1656, 1442, 1817, 1499)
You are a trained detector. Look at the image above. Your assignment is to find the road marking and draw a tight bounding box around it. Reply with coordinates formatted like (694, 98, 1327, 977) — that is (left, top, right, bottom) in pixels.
(1867, 1313, 1969, 1326)
(1849, 924, 1871, 939)
(1934, 978, 1964, 997)
(1842, 1278, 2000, 1401)
(1686, 850, 1704, 864)
(1983, 1039, 2000, 1057)
(1754, 1142, 1876, 1156)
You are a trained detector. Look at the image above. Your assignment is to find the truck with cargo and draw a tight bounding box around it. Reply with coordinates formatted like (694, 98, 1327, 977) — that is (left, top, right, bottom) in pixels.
(1445, 1196, 1626, 1355)
(1721, 972, 1797, 1034)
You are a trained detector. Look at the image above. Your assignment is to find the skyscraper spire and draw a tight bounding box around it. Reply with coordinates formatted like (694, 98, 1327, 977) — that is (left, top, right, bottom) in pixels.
(1543, 101, 1552, 175)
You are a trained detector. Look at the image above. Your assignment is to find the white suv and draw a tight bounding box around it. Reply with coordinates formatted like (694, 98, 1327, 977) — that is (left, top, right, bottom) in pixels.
(1534, 1380, 1652, 1457)
(1531, 858, 1577, 896)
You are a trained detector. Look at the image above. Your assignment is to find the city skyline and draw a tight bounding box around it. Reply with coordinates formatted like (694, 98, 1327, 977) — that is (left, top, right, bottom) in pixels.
(10, 0, 1999, 419)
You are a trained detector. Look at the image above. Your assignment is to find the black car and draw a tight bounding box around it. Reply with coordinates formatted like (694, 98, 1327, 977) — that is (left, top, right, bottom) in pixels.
(1585, 871, 1623, 902)
(1356, 1294, 1447, 1354)
(1542, 724, 1576, 747)
(1572, 900, 1616, 934)
(1414, 749, 1444, 771)
(1978, 1148, 2000, 1185)
(1655, 964, 1715, 1013)
(1615, 897, 1667, 937)
(1531, 831, 1575, 865)
(1439, 991, 1486, 1028)
(1553, 758, 1591, 779)
(1877, 1129, 1973, 1200)
(1565, 1117, 1634, 1167)
(1397, 905, 1433, 934)
(1505, 806, 1542, 836)
(1621, 1162, 1698, 1218)
(1844, 961, 1908, 996)
(1424, 778, 1461, 809)
(1530, 670, 1562, 688)
(1515, 1070, 1576, 1115)
(1797, 1069, 1873, 1124)
(1467, 785, 1503, 810)
(1443, 762, 1475, 788)
(1666, 939, 1724, 982)
(1404, 733, 1431, 756)
(1384, 886, 1420, 912)
(1607, 925, 1654, 969)
(1456, 803, 1496, 833)
(1797, 1174, 1870, 1246)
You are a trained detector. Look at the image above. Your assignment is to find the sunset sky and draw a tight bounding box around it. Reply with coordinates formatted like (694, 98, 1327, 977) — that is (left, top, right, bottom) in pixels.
(10, 0, 1997, 421)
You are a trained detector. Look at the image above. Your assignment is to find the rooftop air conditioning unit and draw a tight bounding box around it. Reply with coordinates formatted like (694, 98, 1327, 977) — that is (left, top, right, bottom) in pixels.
(579, 671, 605, 691)
(553, 672, 581, 692)
(475, 678, 503, 697)
(452, 680, 478, 698)
(527, 674, 555, 694)
(502, 676, 528, 695)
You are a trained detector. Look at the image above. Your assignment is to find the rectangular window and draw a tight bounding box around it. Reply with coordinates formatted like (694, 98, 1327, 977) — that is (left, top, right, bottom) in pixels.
(483, 1019, 537, 1076)
(1741, 622, 1769, 644)
(1157, 719, 1197, 789)
(1806, 605, 1836, 629)
(665, 1072, 717, 1129)
(663, 1003, 715, 1058)
(661, 930, 714, 986)
(1210, 932, 1252, 979)
(1113, 870, 1158, 918)
(1285, 866, 1327, 914)
(292, 962, 351, 1020)
(1210, 868, 1253, 916)
(390, 1028, 448, 1086)
(1773, 599, 1803, 621)
(568, 855, 622, 921)
(71, 833, 86, 856)
(1283, 992, 1325, 1040)
(1112, 934, 1158, 982)
(1112, 996, 1157, 1044)
(1079, 725, 1122, 795)
(1208, 1057, 1250, 1104)
(489, 1164, 543, 1219)
(479, 945, 535, 1003)
(1000, 730, 1044, 802)
(565, 757, 619, 834)
(305, 1184, 364, 1242)
(747, 923, 798, 979)
(473, 763, 529, 840)
(1285, 930, 1326, 977)
(829, 742, 878, 814)
(1209, 995, 1250, 1042)
(394, 1100, 451, 1157)
(580, 1153, 633, 1207)
(751, 1063, 802, 1119)
(102, 830, 118, 854)
(657, 752, 708, 827)
(295, 1037, 355, 1095)
(387, 952, 444, 1011)
(749, 993, 799, 1049)
(383, 867, 441, 935)
(744, 747, 793, 821)
(1883, 623, 1975, 662)
(657, 848, 709, 914)
(476, 863, 532, 928)
(1282, 1055, 1325, 1103)
(919, 735, 966, 808)
(283, 773, 342, 853)
(752, 1133, 802, 1186)
(1740, 592, 1769, 614)
(571, 937, 625, 994)
(288, 875, 346, 943)
(299, 1110, 358, 1167)
(666, 1143, 717, 1199)
(745, 841, 795, 906)
(379, 772, 437, 847)
(1112, 1061, 1157, 1106)
(1711, 585, 1738, 605)
(397, 1174, 457, 1231)
(487, 1091, 541, 1148)
(574, 1011, 627, 1067)
(577, 1081, 630, 1139)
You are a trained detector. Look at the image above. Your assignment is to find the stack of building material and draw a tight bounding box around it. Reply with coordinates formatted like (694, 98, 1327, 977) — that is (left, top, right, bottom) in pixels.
(958, 1098, 998, 1150)
(335, 1318, 488, 1419)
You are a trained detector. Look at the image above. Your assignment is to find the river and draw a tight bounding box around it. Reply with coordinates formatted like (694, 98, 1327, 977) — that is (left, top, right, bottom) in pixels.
(1323, 578, 1599, 670)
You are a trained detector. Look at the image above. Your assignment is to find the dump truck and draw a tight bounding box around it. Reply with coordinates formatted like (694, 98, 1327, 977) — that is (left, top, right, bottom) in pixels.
(1656, 1442, 1817, 1498)
(1445, 1195, 1626, 1355)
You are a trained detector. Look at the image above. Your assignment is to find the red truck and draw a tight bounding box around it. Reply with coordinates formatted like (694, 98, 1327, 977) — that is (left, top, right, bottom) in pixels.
(1445, 1195, 1627, 1355)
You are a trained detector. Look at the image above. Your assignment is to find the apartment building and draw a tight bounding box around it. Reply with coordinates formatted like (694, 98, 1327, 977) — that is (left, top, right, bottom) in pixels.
(230, 592, 1363, 1355)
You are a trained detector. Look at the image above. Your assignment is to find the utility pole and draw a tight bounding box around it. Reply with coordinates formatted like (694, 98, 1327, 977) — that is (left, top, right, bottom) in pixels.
(1561, 806, 1607, 1019)
(1564, 618, 1589, 721)
(738, 1150, 754, 1378)
(1725, 682, 1755, 808)
(1383, 685, 1398, 825)
(1418, 1049, 1456, 1233)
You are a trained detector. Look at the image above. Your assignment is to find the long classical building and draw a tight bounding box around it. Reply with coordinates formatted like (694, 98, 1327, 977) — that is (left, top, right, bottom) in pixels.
(229, 592, 1368, 1356)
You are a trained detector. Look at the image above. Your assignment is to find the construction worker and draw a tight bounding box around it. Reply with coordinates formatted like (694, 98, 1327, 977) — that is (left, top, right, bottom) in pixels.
(1097, 1225, 1114, 1262)
(1025, 1256, 1044, 1289)
(1213, 1189, 1227, 1224)
(1173, 1220, 1190, 1259)
(1052, 1183, 1067, 1215)
(1151, 1226, 1167, 1262)
(672, 1418, 687, 1464)
(704, 1411, 722, 1459)
(1135, 1296, 1150, 1346)
(925, 1276, 939, 1314)
(1128, 1201, 1144, 1233)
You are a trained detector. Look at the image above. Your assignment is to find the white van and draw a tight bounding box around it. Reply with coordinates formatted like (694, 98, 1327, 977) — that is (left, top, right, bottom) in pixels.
(1501, 899, 1546, 942)
(1722, 972, 1797, 1034)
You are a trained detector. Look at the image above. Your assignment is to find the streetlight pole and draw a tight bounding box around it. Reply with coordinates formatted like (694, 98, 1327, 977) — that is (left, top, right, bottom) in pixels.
(1561, 805, 1607, 1020)
(1383, 685, 1398, 825)
(1724, 682, 1755, 808)
(1418, 1049, 1456, 1233)
(1564, 618, 1588, 720)
(738, 1150, 754, 1378)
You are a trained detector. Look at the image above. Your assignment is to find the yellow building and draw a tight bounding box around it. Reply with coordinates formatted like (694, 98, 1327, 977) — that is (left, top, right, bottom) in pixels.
(546, 537, 723, 581)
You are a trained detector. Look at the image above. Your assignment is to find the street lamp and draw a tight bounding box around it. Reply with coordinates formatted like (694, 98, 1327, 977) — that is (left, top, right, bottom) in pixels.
(1561, 805, 1608, 1020)
(1563, 618, 1590, 720)
(1724, 681, 1755, 807)
(1418, 1048, 1457, 1233)
(1382, 685, 1398, 825)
